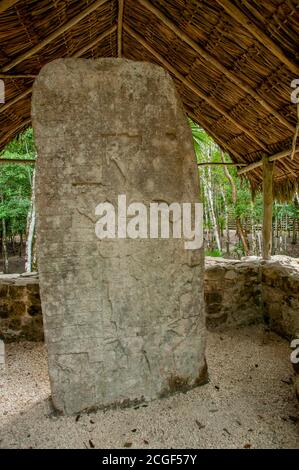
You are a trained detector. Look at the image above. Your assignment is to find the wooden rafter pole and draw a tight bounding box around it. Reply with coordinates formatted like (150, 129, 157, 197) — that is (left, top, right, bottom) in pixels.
(198, 162, 246, 166)
(117, 0, 125, 58)
(1, 0, 109, 72)
(0, 158, 35, 164)
(137, 0, 295, 133)
(238, 146, 299, 175)
(0, 25, 116, 115)
(0, 117, 31, 147)
(187, 109, 246, 161)
(262, 155, 274, 260)
(187, 108, 271, 183)
(0, 73, 35, 79)
(73, 24, 117, 57)
(0, 88, 32, 113)
(216, 0, 299, 76)
(0, 0, 19, 14)
(124, 24, 268, 151)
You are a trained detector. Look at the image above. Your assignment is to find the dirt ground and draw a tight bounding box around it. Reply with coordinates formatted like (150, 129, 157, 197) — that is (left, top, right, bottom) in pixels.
(0, 325, 298, 449)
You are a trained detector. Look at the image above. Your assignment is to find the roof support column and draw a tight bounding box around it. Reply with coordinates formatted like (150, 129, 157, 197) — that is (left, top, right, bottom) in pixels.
(262, 156, 274, 260)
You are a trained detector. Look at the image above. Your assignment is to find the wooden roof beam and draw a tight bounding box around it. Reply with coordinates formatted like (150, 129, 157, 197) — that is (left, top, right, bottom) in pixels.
(0, 88, 32, 113)
(187, 108, 272, 183)
(124, 24, 268, 152)
(137, 0, 295, 133)
(0, 25, 116, 115)
(0, 117, 31, 147)
(73, 24, 117, 57)
(187, 108, 244, 161)
(0, 0, 19, 14)
(198, 162, 246, 166)
(117, 0, 125, 58)
(1, 0, 109, 72)
(0, 73, 35, 78)
(216, 0, 299, 76)
(0, 157, 35, 164)
(238, 146, 299, 175)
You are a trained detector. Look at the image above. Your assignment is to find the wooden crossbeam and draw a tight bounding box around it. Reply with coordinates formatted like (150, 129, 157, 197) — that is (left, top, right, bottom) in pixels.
(0, 0, 19, 14)
(1, 0, 109, 72)
(137, 0, 294, 133)
(0, 158, 35, 164)
(198, 162, 246, 166)
(216, 0, 299, 76)
(238, 146, 299, 175)
(0, 73, 35, 78)
(118, 0, 125, 58)
(187, 108, 268, 184)
(124, 24, 268, 152)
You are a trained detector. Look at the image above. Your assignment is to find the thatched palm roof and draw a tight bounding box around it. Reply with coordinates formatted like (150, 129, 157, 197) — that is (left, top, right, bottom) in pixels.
(0, 0, 299, 199)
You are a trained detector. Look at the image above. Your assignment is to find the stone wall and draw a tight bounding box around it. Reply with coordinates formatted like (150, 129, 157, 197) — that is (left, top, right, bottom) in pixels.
(204, 256, 299, 399)
(204, 256, 299, 339)
(1, 257, 298, 398)
(1, 257, 298, 341)
(0, 273, 43, 342)
(262, 261, 299, 339)
(204, 258, 263, 329)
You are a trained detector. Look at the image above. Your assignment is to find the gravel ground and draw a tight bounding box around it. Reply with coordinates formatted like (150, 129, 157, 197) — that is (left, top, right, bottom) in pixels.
(0, 325, 298, 449)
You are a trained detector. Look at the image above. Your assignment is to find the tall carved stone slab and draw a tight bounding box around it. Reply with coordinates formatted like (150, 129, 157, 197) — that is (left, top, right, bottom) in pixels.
(32, 59, 206, 415)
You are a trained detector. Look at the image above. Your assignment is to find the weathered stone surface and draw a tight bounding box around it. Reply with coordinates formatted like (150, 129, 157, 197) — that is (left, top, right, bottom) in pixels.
(261, 262, 299, 339)
(204, 257, 263, 329)
(32, 59, 206, 414)
(204, 256, 299, 339)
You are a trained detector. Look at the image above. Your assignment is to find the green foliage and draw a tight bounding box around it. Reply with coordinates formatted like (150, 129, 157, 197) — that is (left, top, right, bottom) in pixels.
(0, 122, 298, 262)
(0, 128, 35, 238)
(205, 249, 222, 257)
(189, 119, 298, 257)
(273, 202, 299, 220)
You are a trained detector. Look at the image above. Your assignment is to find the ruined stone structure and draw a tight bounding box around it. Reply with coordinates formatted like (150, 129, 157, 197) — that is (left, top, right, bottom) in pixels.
(1, 257, 299, 398)
(32, 59, 206, 414)
(0, 273, 42, 342)
(204, 256, 299, 338)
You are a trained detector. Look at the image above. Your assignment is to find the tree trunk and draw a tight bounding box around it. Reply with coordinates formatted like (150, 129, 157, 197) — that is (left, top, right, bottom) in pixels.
(19, 233, 23, 257)
(262, 156, 274, 260)
(250, 202, 257, 255)
(205, 151, 221, 252)
(1, 195, 8, 274)
(221, 189, 230, 254)
(221, 151, 250, 256)
(292, 196, 298, 245)
(25, 170, 36, 273)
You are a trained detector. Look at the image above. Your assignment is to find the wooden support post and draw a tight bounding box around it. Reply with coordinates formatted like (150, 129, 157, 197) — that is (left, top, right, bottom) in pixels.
(238, 146, 299, 175)
(262, 156, 274, 260)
